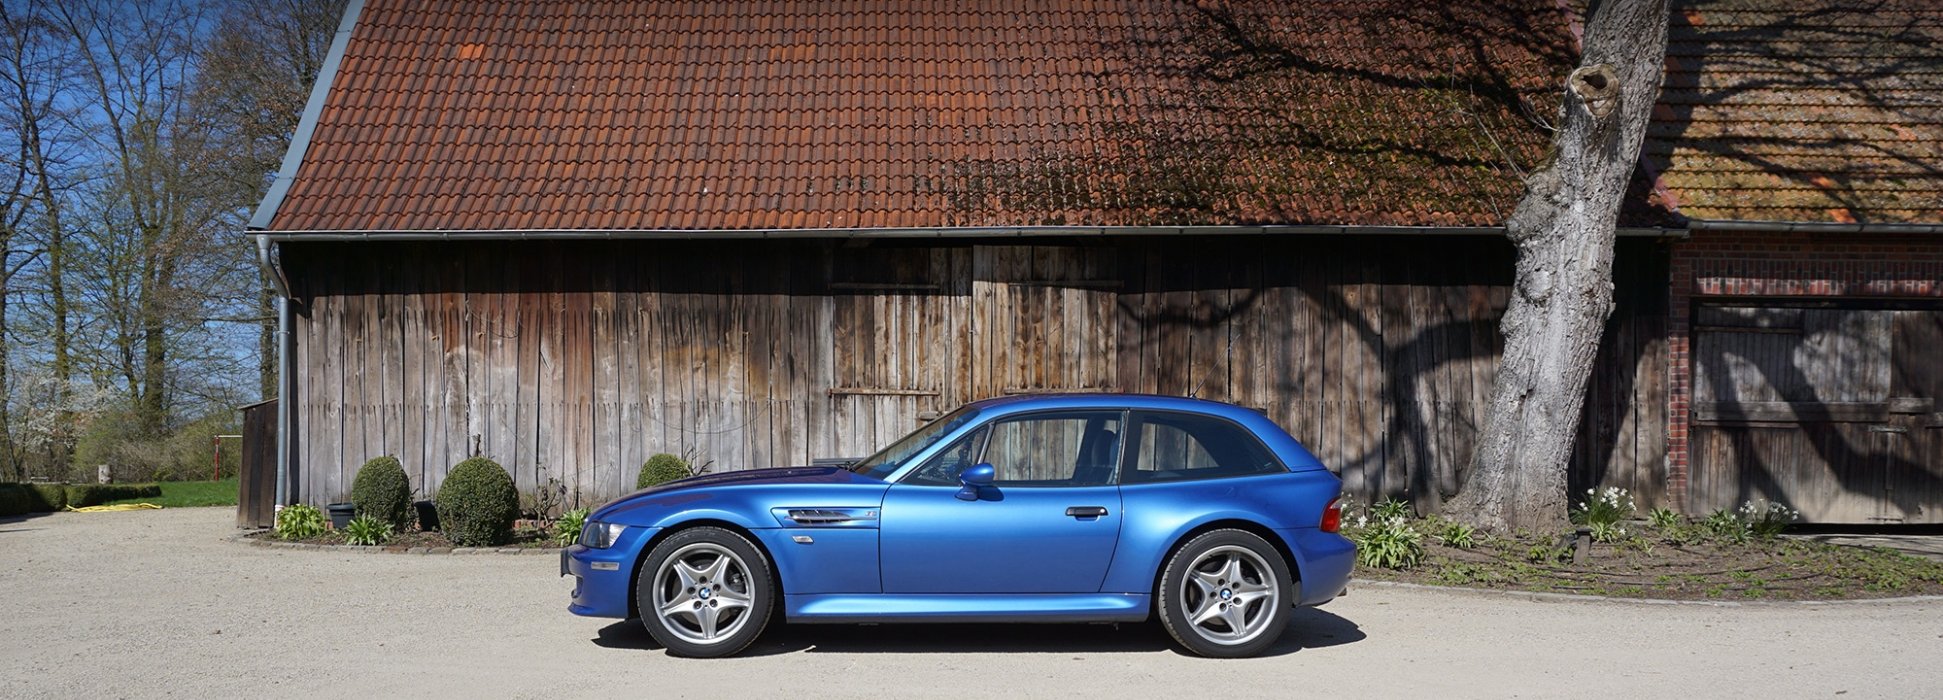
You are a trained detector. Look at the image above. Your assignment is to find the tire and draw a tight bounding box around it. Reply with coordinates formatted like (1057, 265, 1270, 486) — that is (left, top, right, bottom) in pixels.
(636, 526, 775, 658)
(1156, 529, 1293, 658)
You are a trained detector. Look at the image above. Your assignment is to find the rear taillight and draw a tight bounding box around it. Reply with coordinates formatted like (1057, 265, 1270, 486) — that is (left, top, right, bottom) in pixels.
(1320, 497, 1343, 533)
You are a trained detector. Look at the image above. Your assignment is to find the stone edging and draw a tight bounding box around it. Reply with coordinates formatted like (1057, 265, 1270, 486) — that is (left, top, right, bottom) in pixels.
(1353, 578, 1943, 608)
(228, 530, 561, 556)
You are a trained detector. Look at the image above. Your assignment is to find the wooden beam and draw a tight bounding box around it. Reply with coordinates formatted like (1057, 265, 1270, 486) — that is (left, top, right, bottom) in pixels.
(1693, 401, 1903, 424)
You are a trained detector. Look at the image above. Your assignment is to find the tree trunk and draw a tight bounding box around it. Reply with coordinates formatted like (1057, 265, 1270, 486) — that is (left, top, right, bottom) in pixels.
(1444, 0, 1669, 531)
(138, 244, 174, 438)
(0, 282, 13, 481)
(259, 272, 276, 401)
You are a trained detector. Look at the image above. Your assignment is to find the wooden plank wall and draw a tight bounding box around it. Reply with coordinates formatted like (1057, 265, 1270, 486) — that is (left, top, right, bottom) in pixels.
(237, 400, 278, 528)
(1688, 304, 1942, 523)
(282, 237, 1668, 510)
(1569, 244, 1670, 506)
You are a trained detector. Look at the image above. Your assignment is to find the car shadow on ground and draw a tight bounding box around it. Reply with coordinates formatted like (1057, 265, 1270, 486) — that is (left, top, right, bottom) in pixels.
(593, 606, 1363, 658)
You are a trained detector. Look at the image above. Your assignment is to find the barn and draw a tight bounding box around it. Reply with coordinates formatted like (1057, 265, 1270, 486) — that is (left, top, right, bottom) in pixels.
(248, 1, 1941, 523)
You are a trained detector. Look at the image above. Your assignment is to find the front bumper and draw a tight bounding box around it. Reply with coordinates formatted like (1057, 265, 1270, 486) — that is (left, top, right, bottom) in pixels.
(563, 526, 656, 618)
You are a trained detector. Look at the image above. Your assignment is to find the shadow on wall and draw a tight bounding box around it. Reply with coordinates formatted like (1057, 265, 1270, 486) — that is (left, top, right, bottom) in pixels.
(1693, 305, 1943, 521)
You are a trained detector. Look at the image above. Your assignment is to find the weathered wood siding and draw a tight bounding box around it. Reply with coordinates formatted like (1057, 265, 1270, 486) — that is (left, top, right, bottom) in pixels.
(237, 400, 278, 528)
(283, 237, 1668, 510)
(1690, 302, 1943, 523)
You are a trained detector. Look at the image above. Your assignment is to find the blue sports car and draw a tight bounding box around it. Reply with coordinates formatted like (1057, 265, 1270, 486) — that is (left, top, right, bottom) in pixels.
(563, 394, 1354, 657)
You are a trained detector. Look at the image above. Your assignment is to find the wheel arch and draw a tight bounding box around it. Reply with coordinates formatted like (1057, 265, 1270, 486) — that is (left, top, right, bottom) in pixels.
(1148, 519, 1301, 610)
(626, 518, 784, 620)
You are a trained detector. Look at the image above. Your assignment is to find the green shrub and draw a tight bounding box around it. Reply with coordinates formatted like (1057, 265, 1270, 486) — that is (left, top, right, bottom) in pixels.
(436, 457, 520, 546)
(12, 484, 65, 509)
(163, 414, 242, 480)
(0, 486, 30, 516)
(1647, 507, 1682, 529)
(554, 507, 590, 547)
(71, 409, 239, 483)
(1701, 509, 1750, 544)
(30, 483, 66, 510)
(275, 504, 328, 540)
(0, 483, 69, 512)
(344, 514, 394, 546)
(350, 456, 414, 530)
(1435, 521, 1477, 549)
(1350, 509, 1425, 570)
(1527, 543, 1569, 564)
(1370, 498, 1412, 521)
(1569, 487, 1635, 527)
(1588, 521, 1627, 543)
(637, 453, 692, 490)
(1739, 499, 1798, 540)
(64, 483, 162, 507)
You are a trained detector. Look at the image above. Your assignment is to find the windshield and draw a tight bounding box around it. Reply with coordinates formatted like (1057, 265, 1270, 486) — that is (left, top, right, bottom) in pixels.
(846, 406, 981, 480)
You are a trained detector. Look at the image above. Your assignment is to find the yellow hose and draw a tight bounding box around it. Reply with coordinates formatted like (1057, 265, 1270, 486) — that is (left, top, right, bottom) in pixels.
(65, 503, 163, 512)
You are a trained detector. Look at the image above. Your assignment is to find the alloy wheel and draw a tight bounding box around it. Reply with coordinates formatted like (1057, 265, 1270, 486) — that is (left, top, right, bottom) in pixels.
(1178, 545, 1281, 646)
(651, 542, 755, 645)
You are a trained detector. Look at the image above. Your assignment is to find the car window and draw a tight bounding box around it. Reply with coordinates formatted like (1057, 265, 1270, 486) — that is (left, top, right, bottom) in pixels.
(901, 428, 987, 487)
(1124, 411, 1284, 484)
(847, 406, 980, 480)
(982, 411, 1122, 488)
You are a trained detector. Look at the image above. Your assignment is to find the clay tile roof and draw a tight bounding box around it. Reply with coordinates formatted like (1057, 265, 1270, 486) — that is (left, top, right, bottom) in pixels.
(261, 0, 1583, 233)
(1642, 0, 1943, 225)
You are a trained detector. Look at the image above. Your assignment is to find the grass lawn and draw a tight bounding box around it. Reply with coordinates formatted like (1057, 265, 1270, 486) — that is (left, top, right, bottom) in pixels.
(104, 477, 240, 508)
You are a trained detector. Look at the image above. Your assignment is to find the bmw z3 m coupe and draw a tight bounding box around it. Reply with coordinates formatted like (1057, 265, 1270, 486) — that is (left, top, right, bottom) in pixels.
(563, 394, 1354, 658)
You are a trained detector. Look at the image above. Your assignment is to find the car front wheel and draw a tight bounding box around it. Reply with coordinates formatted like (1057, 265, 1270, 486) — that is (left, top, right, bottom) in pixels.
(1156, 529, 1293, 658)
(637, 526, 774, 658)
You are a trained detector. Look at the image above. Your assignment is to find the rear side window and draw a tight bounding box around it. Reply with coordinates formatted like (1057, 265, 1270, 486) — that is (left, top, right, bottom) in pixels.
(1123, 411, 1285, 484)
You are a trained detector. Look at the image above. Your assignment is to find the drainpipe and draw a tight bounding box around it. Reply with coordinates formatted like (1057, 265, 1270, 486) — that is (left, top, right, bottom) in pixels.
(255, 235, 294, 507)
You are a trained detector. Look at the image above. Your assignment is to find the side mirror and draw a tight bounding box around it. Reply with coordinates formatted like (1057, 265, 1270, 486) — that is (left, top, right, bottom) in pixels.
(955, 463, 996, 501)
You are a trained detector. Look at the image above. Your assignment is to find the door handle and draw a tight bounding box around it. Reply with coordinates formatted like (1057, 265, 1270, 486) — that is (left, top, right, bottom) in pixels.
(1065, 506, 1109, 518)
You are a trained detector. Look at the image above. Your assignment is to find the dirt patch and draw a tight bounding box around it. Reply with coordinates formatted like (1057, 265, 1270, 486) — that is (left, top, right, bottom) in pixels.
(1355, 532, 1943, 601)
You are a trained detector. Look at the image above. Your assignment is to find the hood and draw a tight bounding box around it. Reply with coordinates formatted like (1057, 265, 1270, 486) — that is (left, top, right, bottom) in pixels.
(593, 466, 878, 516)
(645, 466, 870, 492)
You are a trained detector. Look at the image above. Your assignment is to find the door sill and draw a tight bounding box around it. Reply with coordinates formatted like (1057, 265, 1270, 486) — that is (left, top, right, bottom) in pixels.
(785, 593, 1151, 623)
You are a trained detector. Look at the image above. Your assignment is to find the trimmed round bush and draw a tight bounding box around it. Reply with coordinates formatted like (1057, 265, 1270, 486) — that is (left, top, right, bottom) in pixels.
(436, 457, 519, 546)
(350, 456, 413, 530)
(637, 453, 691, 490)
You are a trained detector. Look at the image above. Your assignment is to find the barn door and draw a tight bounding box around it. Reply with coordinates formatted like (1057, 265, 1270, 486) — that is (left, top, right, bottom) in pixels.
(1887, 308, 1943, 522)
(1691, 303, 1941, 523)
(969, 246, 1120, 400)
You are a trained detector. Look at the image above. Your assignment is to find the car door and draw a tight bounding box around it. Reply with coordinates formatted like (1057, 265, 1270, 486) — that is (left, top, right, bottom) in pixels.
(879, 410, 1126, 593)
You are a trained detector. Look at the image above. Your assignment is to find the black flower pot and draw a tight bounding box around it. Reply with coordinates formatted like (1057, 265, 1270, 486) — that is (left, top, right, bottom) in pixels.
(326, 503, 356, 529)
(414, 500, 439, 532)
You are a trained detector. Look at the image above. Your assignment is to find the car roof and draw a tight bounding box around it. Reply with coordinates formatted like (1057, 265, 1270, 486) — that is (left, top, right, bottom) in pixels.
(964, 393, 1264, 421)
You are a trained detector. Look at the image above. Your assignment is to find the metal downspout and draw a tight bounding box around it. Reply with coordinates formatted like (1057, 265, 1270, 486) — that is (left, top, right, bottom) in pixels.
(256, 235, 294, 507)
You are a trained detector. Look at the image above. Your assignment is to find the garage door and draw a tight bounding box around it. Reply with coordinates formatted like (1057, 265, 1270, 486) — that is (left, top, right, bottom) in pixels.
(1690, 302, 1942, 523)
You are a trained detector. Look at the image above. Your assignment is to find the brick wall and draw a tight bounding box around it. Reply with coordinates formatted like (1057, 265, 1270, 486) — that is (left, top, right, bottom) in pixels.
(1663, 230, 1943, 508)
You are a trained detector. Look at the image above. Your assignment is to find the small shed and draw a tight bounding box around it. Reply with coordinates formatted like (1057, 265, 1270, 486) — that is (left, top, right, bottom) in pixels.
(237, 398, 279, 528)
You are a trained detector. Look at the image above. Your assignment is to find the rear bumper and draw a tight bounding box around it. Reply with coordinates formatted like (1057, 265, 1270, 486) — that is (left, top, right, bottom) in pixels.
(1280, 528, 1355, 606)
(563, 526, 656, 618)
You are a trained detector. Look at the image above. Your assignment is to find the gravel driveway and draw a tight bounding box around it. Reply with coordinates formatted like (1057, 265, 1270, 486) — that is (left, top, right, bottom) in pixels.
(3, 508, 1938, 698)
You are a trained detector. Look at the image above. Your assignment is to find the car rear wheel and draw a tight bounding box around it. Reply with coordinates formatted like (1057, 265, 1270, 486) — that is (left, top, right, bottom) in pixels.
(637, 526, 774, 658)
(1156, 529, 1292, 658)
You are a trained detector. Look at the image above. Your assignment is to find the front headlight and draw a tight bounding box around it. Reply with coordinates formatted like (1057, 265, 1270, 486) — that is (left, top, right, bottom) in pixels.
(578, 521, 627, 549)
